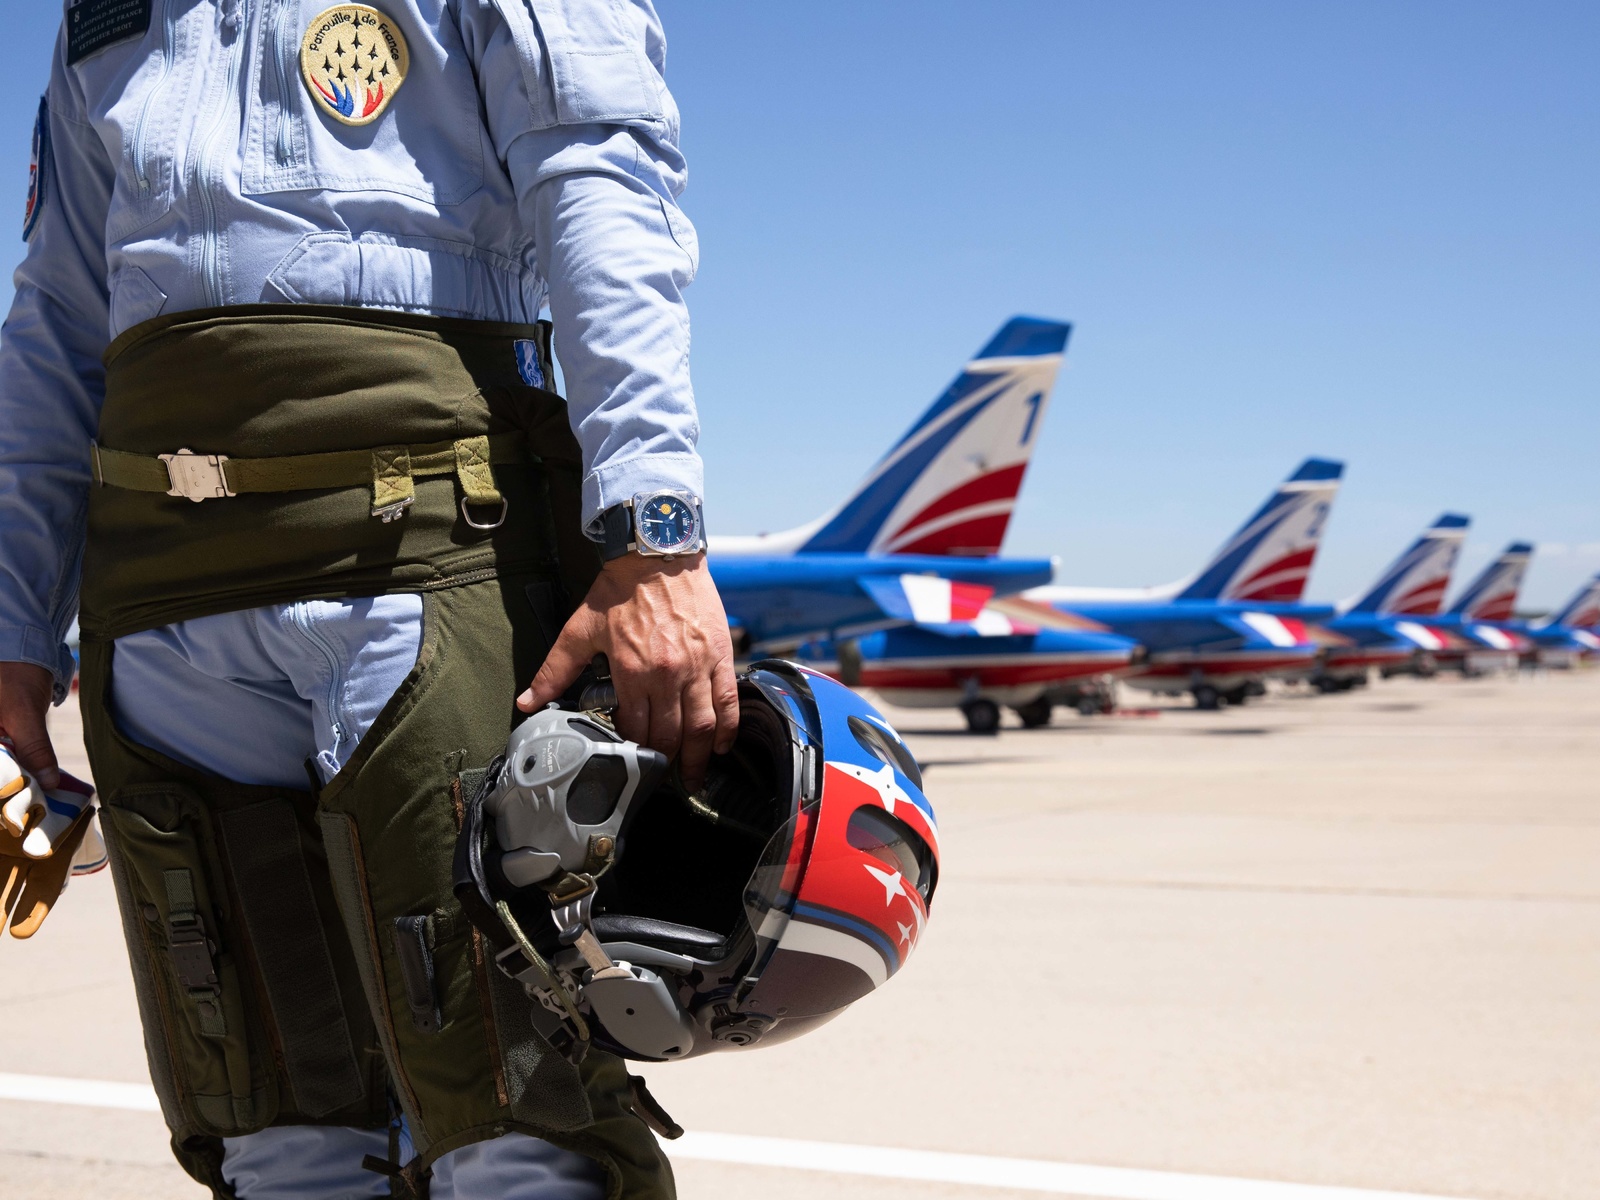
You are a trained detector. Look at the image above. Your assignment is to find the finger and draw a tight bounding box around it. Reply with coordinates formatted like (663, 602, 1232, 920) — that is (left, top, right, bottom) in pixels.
(1, 704, 58, 792)
(710, 655, 741, 757)
(22, 775, 94, 859)
(1, 855, 22, 936)
(613, 683, 651, 750)
(519, 616, 597, 712)
(677, 678, 718, 793)
(10, 855, 73, 939)
(645, 677, 683, 764)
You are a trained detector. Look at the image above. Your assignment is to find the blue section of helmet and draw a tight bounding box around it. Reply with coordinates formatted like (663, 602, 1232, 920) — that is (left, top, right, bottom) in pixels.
(776, 663, 936, 827)
(792, 901, 900, 972)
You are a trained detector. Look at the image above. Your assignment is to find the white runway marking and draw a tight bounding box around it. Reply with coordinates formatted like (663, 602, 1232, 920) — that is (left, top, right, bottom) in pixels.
(0, 1072, 1480, 1200)
(0, 1071, 160, 1112)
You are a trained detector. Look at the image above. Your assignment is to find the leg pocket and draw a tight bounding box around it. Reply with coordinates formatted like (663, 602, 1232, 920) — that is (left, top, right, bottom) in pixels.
(100, 784, 275, 1137)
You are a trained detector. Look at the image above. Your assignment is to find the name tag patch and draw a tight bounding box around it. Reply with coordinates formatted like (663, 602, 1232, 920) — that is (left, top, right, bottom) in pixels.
(66, 0, 152, 66)
(301, 4, 410, 126)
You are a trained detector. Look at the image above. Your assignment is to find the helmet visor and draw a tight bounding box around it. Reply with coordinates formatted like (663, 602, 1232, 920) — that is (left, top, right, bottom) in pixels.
(742, 804, 817, 950)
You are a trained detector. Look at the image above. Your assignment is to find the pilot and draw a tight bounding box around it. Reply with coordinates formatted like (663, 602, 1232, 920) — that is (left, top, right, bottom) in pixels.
(0, 1, 734, 1197)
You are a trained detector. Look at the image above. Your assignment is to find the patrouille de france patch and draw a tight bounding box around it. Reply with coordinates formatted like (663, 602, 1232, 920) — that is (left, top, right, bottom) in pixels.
(300, 4, 409, 126)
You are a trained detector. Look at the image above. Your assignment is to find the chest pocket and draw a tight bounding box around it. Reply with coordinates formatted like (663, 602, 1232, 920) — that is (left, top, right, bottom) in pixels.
(74, 0, 202, 241)
(242, 0, 484, 205)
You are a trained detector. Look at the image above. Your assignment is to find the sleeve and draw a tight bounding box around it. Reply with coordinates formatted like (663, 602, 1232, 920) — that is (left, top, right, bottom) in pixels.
(453, 0, 703, 535)
(0, 34, 113, 698)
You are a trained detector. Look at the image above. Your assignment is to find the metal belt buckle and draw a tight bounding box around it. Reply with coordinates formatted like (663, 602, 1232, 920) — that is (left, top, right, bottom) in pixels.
(160, 449, 234, 503)
(373, 497, 414, 523)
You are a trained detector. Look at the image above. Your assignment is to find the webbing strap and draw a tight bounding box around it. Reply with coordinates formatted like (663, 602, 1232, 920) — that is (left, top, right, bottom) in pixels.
(454, 435, 502, 506)
(161, 869, 227, 1039)
(217, 802, 367, 1118)
(91, 433, 526, 515)
(162, 867, 196, 913)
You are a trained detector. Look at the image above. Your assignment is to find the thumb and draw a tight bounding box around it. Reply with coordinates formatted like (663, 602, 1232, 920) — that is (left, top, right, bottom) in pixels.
(518, 614, 599, 713)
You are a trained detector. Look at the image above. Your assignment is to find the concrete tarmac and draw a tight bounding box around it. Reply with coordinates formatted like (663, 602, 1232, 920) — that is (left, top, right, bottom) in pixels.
(3, 670, 1596, 1199)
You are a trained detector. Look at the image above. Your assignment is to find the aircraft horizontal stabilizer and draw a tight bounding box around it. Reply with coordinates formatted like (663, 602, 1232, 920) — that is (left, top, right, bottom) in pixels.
(858, 574, 993, 625)
(1301, 623, 1356, 649)
(986, 594, 1111, 633)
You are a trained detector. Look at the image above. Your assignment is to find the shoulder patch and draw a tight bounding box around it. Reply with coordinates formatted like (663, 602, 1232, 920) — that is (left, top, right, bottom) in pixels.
(23, 97, 49, 243)
(514, 339, 546, 389)
(301, 4, 409, 126)
(66, 0, 152, 66)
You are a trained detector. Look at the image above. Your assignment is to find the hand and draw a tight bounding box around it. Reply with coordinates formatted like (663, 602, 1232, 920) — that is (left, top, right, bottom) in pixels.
(0, 662, 59, 790)
(2, 750, 95, 859)
(518, 553, 739, 792)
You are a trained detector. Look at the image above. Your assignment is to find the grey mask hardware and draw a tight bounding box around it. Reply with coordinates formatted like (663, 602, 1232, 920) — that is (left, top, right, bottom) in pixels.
(458, 706, 703, 1061)
(483, 706, 667, 889)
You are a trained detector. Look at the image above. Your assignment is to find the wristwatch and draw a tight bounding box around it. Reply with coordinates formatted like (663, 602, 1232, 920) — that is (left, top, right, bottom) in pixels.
(600, 491, 706, 562)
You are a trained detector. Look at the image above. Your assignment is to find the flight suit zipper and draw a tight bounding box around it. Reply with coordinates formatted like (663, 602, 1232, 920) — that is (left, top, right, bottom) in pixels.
(271, 0, 299, 165)
(131, 0, 178, 195)
(195, 0, 250, 307)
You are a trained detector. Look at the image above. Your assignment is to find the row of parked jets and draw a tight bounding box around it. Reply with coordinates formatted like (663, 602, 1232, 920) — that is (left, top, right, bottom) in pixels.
(705, 318, 1600, 732)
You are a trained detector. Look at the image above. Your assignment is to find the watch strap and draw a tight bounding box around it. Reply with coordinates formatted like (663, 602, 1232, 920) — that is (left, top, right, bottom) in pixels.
(600, 503, 633, 561)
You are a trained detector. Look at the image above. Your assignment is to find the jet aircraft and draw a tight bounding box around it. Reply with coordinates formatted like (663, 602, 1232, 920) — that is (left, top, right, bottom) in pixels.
(1515, 572, 1600, 668)
(1027, 458, 1345, 709)
(709, 318, 1069, 652)
(800, 606, 1141, 733)
(1312, 513, 1472, 690)
(1428, 541, 1536, 674)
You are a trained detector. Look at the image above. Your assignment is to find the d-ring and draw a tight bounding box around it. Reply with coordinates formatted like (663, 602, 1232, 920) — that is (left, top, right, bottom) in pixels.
(461, 495, 509, 530)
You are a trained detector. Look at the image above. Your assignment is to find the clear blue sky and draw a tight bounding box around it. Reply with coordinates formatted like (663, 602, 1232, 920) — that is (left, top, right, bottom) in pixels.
(1, 2, 1594, 609)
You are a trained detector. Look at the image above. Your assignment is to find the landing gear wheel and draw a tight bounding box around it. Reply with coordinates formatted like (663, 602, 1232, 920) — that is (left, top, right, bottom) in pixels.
(1223, 685, 1251, 707)
(1077, 695, 1102, 717)
(962, 698, 1002, 734)
(1192, 684, 1222, 711)
(1015, 697, 1053, 728)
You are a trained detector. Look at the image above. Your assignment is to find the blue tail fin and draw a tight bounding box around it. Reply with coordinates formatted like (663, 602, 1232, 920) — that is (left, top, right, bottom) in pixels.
(1178, 458, 1344, 602)
(1447, 541, 1535, 621)
(1548, 572, 1600, 629)
(1347, 513, 1470, 615)
(796, 317, 1071, 556)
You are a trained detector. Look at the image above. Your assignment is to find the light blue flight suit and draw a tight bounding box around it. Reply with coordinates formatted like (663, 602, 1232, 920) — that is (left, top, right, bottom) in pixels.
(0, 1, 704, 1194)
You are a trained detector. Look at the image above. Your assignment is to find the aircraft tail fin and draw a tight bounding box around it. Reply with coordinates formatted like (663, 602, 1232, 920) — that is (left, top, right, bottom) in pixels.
(1177, 458, 1344, 603)
(1347, 513, 1470, 615)
(795, 317, 1071, 557)
(1447, 541, 1535, 621)
(1547, 572, 1600, 629)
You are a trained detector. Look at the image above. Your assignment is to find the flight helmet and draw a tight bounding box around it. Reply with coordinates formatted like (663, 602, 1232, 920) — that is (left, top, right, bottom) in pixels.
(454, 660, 939, 1063)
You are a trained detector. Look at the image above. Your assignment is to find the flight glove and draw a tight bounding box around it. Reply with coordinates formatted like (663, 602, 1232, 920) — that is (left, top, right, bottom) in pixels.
(0, 745, 104, 939)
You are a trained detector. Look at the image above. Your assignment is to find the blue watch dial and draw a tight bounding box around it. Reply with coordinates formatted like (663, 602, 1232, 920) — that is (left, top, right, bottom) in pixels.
(636, 495, 700, 553)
